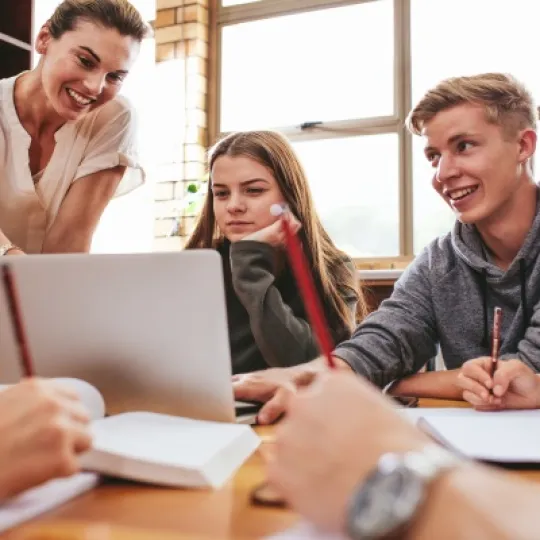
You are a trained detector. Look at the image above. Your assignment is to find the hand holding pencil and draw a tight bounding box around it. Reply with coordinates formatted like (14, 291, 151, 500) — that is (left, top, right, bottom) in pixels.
(270, 203, 336, 369)
(489, 307, 502, 380)
(458, 307, 540, 409)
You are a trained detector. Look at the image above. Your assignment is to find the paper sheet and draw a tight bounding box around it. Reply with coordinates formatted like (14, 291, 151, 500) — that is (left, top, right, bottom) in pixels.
(402, 407, 540, 462)
(0, 472, 99, 533)
(267, 521, 347, 539)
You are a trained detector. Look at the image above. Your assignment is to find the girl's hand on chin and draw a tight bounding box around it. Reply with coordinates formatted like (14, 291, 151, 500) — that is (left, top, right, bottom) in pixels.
(240, 215, 301, 247)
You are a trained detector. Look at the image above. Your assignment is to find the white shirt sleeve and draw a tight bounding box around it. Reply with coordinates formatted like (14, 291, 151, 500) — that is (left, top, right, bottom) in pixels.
(73, 96, 145, 197)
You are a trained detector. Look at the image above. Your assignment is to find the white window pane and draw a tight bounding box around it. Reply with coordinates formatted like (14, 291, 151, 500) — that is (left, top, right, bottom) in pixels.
(411, 0, 540, 253)
(292, 134, 399, 257)
(221, 1, 394, 131)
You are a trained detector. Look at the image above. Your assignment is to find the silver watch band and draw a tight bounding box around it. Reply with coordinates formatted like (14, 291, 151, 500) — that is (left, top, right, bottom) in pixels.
(401, 443, 462, 481)
(347, 444, 462, 540)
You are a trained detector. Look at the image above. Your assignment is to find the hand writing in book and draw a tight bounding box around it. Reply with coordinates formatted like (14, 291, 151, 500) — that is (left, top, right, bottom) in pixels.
(458, 358, 540, 410)
(239, 213, 301, 247)
(0, 379, 92, 501)
(267, 371, 429, 533)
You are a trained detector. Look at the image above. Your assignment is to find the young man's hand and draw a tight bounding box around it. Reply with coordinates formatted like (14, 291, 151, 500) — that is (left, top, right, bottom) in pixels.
(0, 379, 92, 501)
(233, 365, 317, 424)
(233, 357, 352, 424)
(457, 358, 540, 410)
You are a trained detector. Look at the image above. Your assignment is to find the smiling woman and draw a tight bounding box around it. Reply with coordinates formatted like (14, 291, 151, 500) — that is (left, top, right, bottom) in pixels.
(0, 0, 149, 255)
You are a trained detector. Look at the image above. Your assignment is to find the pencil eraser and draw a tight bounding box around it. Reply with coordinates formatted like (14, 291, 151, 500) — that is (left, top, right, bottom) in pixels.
(270, 203, 286, 217)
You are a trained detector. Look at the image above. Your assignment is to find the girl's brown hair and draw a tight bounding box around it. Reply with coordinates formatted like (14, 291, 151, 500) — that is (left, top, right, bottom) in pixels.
(48, 0, 150, 42)
(185, 130, 367, 341)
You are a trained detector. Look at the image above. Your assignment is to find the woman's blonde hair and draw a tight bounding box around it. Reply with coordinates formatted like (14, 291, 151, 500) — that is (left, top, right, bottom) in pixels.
(407, 73, 537, 138)
(48, 0, 150, 42)
(185, 130, 367, 340)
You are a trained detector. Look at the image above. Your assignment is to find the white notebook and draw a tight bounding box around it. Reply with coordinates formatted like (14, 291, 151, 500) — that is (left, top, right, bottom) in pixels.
(402, 408, 540, 463)
(83, 411, 260, 489)
(0, 378, 260, 489)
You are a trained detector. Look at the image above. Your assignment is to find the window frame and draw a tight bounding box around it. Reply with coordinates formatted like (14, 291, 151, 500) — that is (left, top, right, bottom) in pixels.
(211, 0, 414, 263)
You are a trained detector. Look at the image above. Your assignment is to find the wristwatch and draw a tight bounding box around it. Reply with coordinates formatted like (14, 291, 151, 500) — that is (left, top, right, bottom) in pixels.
(346, 444, 462, 540)
(0, 243, 20, 256)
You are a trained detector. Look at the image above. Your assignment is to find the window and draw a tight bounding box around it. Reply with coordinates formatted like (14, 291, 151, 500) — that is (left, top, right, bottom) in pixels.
(220, 1, 394, 131)
(216, 0, 540, 261)
(292, 134, 399, 257)
(217, 0, 402, 260)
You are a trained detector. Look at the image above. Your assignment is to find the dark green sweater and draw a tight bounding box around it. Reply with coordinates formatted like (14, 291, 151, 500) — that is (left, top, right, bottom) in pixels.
(218, 240, 358, 374)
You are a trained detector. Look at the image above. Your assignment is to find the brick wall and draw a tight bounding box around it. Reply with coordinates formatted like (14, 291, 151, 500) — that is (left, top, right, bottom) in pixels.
(153, 0, 209, 251)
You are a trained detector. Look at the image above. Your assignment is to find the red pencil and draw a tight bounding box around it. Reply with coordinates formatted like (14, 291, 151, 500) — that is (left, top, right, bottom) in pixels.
(272, 204, 336, 369)
(1, 265, 35, 377)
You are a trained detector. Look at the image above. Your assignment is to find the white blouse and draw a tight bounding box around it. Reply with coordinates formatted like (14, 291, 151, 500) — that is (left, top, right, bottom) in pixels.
(0, 75, 145, 253)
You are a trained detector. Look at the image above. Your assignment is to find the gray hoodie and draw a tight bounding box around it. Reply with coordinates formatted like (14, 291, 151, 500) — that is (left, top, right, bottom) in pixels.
(334, 187, 540, 388)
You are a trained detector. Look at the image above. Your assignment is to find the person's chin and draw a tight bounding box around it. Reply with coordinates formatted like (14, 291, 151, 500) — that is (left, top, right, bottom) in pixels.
(455, 207, 488, 226)
(53, 103, 87, 122)
(225, 233, 244, 243)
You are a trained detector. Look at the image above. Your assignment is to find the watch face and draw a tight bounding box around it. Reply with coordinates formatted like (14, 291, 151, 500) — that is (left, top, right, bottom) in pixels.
(350, 463, 425, 539)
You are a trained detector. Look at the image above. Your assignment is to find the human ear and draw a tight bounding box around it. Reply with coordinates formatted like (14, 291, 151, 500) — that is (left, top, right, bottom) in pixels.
(35, 23, 53, 55)
(517, 128, 537, 164)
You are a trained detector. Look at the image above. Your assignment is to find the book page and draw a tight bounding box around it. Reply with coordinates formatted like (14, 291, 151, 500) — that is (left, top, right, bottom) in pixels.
(54, 378, 105, 420)
(0, 472, 99, 533)
(0, 378, 105, 420)
(81, 411, 260, 489)
(89, 412, 256, 467)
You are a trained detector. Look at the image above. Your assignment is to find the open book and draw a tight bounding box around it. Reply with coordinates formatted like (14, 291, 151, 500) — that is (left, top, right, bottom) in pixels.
(1, 378, 261, 489)
(401, 407, 540, 463)
(0, 378, 259, 533)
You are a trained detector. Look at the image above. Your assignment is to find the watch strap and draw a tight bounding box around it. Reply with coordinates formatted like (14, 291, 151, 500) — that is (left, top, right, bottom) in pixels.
(401, 443, 462, 482)
(347, 444, 462, 540)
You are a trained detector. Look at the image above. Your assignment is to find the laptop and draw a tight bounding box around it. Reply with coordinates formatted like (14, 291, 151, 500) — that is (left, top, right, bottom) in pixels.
(0, 251, 238, 423)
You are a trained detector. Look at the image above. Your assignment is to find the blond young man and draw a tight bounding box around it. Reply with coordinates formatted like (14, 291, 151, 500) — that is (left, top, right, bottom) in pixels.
(234, 73, 540, 420)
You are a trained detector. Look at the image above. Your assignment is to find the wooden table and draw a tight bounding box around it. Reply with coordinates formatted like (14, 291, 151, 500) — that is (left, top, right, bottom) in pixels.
(5, 399, 540, 539)
(3, 426, 296, 540)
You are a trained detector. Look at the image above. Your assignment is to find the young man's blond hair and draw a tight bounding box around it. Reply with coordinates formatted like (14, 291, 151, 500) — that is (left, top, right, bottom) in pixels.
(406, 73, 537, 138)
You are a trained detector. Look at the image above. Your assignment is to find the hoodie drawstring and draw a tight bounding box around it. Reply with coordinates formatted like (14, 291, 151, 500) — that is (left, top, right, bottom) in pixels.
(520, 258, 529, 338)
(479, 258, 529, 349)
(480, 269, 489, 348)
